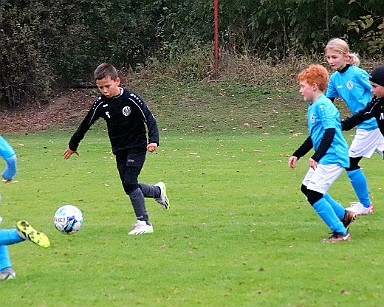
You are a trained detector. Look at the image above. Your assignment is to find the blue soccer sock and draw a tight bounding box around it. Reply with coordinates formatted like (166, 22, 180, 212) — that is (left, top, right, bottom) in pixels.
(313, 198, 347, 234)
(347, 169, 371, 207)
(323, 193, 345, 220)
(0, 229, 24, 245)
(0, 245, 12, 271)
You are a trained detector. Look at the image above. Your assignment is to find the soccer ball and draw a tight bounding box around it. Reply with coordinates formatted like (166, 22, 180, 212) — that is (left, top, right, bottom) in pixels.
(54, 205, 83, 234)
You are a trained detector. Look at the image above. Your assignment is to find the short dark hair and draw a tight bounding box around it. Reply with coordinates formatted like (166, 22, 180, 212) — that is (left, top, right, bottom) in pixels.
(94, 63, 118, 81)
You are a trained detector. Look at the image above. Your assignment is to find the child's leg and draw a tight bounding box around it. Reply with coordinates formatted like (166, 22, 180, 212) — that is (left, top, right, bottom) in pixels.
(347, 130, 374, 207)
(2, 154, 17, 181)
(0, 246, 12, 271)
(140, 182, 169, 210)
(116, 151, 150, 223)
(0, 229, 24, 245)
(305, 164, 347, 234)
(129, 188, 149, 222)
(346, 168, 370, 207)
(311, 195, 347, 234)
(139, 183, 160, 198)
(303, 188, 349, 228)
(323, 193, 345, 220)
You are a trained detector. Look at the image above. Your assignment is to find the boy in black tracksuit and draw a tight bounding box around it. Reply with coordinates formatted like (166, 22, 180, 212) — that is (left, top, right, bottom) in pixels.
(64, 63, 169, 235)
(342, 65, 384, 135)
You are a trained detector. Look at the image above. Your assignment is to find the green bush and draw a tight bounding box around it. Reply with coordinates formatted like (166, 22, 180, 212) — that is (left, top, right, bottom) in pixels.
(0, 0, 383, 109)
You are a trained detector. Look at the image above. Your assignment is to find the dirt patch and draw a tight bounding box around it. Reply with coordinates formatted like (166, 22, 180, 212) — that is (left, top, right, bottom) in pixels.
(0, 89, 97, 134)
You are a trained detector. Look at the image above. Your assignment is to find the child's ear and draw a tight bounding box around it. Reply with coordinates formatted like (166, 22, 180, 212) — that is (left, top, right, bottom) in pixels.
(116, 77, 121, 85)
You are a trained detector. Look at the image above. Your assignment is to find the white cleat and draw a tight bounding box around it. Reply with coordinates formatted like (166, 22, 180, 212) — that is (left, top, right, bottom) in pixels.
(346, 202, 374, 216)
(128, 220, 154, 235)
(154, 182, 169, 210)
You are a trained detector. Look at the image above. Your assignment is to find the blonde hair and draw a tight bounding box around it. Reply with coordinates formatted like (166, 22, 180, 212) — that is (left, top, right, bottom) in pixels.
(297, 64, 329, 92)
(325, 38, 360, 66)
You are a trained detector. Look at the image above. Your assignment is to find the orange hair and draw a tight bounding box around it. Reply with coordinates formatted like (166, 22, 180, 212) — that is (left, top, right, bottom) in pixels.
(297, 64, 329, 92)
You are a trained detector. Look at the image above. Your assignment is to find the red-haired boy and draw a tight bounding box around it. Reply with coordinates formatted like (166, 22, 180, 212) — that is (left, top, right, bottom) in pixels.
(288, 64, 355, 242)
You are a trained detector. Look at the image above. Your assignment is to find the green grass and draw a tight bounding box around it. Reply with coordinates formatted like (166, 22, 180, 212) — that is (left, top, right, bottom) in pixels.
(1, 127, 384, 306)
(133, 80, 305, 134)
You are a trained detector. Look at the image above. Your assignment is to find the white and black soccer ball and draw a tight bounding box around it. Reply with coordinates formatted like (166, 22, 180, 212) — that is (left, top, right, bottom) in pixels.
(54, 205, 83, 234)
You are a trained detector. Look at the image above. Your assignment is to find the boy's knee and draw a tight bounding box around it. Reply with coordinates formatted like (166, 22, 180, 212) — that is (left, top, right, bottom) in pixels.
(301, 184, 308, 196)
(307, 190, 323, 206)
(124, 183, 139, 195)
(346, 157, 361, 171)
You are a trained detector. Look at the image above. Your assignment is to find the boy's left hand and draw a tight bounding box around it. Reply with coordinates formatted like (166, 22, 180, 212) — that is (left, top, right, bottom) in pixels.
(147, 143, 158, 152)
(308, 158, 317, 169)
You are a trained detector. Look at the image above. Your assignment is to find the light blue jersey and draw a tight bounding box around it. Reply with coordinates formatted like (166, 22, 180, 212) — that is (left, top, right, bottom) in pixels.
(326, 65, 377, 130)
(308, 94, 349, 167)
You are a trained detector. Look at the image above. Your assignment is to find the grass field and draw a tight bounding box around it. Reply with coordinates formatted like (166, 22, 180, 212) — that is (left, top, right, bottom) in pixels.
(1, 128, 384, 306)
(1, 80, 384, 306)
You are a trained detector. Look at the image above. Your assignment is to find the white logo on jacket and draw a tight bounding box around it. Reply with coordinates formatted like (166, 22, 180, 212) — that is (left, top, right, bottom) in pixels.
(122, 106, 132, 116)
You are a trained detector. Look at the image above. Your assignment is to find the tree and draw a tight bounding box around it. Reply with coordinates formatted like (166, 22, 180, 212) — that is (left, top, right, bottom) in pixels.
(0, 0, 382, 108)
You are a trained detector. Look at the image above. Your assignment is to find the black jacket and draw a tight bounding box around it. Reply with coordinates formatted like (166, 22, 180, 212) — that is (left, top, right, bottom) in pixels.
(342, 97, 384, 135)
(69, 88, 159, 154)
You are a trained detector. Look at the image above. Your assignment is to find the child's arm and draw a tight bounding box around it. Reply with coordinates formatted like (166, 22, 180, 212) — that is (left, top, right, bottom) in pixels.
(288, 136, 313, 169)
(307, 128, 335, 169)
(65, 100, 101, 159)
(311, 128, 335, 162)
(131, 93, 160, 146)
(342, 98, 381, 131)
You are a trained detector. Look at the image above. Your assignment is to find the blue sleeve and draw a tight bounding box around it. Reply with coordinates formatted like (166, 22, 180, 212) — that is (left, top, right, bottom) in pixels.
(355, 69, 372, 93)
(319, 102, 337, 130)
(326, 75, 339, 99)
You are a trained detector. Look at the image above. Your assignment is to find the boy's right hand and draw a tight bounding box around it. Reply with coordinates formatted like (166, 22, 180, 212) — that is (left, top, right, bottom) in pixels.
(288, 156, 298, 169)
(63, 146, 79, 160)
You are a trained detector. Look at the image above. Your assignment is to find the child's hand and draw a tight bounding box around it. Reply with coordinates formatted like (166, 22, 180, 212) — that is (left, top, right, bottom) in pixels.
(64, 146, 79, 160)
(308, 158, 317, 169)
(147, 143, 158, 152)
(288, 156, 298, 169)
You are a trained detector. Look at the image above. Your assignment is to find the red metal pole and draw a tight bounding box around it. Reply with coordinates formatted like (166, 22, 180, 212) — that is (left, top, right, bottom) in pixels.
(213, 0, 219, 79)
